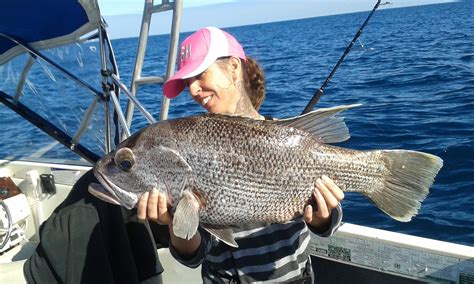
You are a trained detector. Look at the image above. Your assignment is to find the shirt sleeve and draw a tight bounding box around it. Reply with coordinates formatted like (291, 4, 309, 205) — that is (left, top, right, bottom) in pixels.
(168, 228, 213, 268)
(307, 203, 343, 237)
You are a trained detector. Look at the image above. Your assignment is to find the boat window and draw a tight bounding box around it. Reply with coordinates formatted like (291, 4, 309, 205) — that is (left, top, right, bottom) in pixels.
(0, 41, 116, 164)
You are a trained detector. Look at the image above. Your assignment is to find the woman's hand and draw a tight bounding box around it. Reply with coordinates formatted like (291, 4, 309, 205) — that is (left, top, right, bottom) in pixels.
(304, 175, 344, 231)
(137, 188, 172, 225)
(137, 188, 202, 258)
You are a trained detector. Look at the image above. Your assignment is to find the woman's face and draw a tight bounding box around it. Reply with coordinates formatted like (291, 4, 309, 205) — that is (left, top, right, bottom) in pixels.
(186, 60, 240, 114)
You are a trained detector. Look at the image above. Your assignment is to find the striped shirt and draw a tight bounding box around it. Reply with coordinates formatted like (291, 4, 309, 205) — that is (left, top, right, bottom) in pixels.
(170, 205, 342, 283)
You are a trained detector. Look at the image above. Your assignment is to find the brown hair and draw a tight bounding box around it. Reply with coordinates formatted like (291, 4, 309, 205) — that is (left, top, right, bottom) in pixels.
(242, 56, 266, 110)
(217, 56, 266, 110)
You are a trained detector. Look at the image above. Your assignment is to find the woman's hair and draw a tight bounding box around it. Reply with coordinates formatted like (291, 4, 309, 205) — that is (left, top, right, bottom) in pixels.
(242, 56, 266, 110)
(217, 56, 266, 110)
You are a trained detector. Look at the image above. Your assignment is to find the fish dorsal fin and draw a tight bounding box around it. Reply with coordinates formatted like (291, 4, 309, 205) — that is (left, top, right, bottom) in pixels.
(201, 224, 238, 248)
(158, 145, 192, 173)
(172, 190, 200, 240)
(272, 104, 361, 143)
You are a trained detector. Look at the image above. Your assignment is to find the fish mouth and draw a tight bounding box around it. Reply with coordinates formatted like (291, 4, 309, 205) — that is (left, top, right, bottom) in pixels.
(88, 182, 122, 206)
(90, 168, 137, 210)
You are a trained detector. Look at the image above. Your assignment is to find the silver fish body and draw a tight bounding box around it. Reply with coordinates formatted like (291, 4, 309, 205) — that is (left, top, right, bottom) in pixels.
(91, 106, 443, 246)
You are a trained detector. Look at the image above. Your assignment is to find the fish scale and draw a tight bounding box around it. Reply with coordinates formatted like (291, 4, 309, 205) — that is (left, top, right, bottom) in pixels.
(175, 115, 439, 222)
(175, 120, 344, 224)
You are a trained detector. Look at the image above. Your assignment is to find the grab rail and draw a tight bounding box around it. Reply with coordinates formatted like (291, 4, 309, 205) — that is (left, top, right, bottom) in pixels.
(123, 0, 183, 138)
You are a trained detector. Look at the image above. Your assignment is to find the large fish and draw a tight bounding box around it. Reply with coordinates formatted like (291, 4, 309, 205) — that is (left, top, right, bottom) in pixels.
(89, 105, 443, 247)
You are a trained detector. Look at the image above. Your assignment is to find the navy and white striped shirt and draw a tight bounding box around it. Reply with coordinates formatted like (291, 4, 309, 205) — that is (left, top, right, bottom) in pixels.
(170, 205, 342, 283)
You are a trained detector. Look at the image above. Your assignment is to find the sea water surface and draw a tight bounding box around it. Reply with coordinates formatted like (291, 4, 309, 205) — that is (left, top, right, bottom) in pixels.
(1, 1, 473, 246)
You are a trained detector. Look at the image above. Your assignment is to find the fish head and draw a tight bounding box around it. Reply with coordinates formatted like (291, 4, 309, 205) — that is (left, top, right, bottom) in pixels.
(90, 124, 193, 210)
(92, 145, 146, 210)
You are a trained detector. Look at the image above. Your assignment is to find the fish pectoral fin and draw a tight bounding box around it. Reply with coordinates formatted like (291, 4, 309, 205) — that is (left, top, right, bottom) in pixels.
(158, 145, 192, 173)
(272, 104, 361, 144)
(88, 183, 121, 206)
(172, 190, 200, 240)
(201, 224, 238, 248)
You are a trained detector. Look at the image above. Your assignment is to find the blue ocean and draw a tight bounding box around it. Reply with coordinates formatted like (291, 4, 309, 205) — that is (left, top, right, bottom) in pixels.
(1, 1, 473, 246)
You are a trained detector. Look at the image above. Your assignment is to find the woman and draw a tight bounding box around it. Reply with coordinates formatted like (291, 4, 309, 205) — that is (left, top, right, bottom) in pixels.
(138, 27, 344, 283)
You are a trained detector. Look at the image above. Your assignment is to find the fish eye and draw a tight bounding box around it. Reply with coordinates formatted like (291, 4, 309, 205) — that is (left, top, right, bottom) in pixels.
(120, 160, 132, 171)
(114, 147, 135, 172)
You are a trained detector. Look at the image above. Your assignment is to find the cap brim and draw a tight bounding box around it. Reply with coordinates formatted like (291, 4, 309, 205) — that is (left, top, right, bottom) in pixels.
(163, 78, 186, 99)
(162, 66, 191, 99)
(163, 56, 214, 99)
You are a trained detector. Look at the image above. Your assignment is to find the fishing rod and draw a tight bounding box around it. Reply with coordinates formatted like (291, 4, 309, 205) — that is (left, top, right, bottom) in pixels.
(301, 0, 390, 115)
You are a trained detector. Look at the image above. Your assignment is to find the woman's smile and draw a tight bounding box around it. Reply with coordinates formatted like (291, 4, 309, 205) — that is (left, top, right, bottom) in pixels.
(202, 95, 212, 106)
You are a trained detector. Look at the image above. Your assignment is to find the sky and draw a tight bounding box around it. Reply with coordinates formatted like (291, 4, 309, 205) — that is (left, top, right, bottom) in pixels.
(98, 0, 457, 39)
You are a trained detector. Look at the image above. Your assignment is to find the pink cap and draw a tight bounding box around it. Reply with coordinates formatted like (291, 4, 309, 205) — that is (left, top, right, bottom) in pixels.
(163, 27, 246, 99)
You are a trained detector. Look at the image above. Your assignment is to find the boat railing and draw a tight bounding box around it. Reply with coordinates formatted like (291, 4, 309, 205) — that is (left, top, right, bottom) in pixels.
(123, 0, 183, 139)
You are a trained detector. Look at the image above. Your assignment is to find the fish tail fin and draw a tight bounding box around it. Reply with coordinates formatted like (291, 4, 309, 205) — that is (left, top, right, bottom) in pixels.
(365, 150, 443, 222)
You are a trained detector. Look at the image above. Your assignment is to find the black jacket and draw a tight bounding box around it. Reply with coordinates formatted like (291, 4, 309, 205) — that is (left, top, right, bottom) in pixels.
(24, 170, 169, 284)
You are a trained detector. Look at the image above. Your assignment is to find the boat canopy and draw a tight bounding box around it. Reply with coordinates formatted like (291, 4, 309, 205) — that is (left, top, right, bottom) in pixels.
(0, 0, 101, 65)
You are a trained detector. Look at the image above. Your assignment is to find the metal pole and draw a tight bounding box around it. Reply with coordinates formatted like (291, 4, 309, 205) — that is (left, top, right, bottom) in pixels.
(124, 0, 154, 130)
(160, 0, 182, 121)
(98, 25, 111, 152)
(110, 73, 156, 124)
(108, 90, 132, 137)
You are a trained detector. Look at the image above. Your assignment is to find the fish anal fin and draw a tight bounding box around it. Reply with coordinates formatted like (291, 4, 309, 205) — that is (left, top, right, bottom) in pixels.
(172, 190, 200, 240)
(201, 224, 238, 248)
